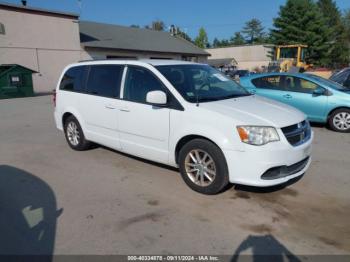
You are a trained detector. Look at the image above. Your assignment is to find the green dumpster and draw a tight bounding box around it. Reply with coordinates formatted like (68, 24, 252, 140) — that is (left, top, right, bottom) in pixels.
(0, 64, 37, 99)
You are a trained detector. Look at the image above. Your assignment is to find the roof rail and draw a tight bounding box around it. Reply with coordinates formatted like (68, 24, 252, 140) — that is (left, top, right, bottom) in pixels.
(78, 58, 109, 62)
(78, 58, 140, 63)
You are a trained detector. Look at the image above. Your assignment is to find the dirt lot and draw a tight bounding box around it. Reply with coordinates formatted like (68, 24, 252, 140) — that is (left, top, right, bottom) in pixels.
(0, 95, 349, 258)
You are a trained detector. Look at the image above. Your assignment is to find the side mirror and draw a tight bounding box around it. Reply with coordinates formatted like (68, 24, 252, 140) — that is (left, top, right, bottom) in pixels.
(313, 87, 325, 96)
(146, 90, 167, 105)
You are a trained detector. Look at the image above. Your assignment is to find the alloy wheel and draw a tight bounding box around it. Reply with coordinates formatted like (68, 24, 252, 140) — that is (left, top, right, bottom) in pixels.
(66, 121, 80, 146)
(333, 112, 350, 131)
(184, 149, 216, 187)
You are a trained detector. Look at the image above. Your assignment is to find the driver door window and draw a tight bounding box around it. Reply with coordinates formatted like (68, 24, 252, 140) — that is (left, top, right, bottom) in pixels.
(123, 66, 166, 103)
(284, 76, 321, 94)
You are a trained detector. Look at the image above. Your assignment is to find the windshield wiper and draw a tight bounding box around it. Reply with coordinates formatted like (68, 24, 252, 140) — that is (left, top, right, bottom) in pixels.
(215, 94, 252, 100)
(195, 94, 251, 103)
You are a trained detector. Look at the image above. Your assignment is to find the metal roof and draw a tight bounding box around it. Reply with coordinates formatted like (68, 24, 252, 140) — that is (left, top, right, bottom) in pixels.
(68, 59, 204, 69)
(0, 64, 37, 77)
(79, 21, 209, 56)
(0, 1, 79, 18)
(139, 59, 204, 66)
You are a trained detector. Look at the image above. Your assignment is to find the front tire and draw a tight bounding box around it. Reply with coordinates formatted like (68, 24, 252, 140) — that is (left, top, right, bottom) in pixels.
(178, 139, 229, 195)
(328, 109, 350, 133)
(64, 115, 91, 150)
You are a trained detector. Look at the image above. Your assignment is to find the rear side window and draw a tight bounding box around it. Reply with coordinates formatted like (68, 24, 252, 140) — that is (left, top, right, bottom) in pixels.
(86, 65, 124, 98)
(252, 76, 282, 90)
(59, 66, 86, 92)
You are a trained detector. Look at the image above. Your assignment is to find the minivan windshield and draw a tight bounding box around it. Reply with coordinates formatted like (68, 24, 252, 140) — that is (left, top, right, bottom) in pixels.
(156, 64, 250, 103)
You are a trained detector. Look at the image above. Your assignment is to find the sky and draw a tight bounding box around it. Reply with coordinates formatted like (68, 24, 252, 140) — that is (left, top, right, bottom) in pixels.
(3, 0, 350, 41)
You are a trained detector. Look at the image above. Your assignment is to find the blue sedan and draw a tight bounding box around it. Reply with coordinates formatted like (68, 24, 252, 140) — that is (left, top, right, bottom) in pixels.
(240, 73, 350, 132)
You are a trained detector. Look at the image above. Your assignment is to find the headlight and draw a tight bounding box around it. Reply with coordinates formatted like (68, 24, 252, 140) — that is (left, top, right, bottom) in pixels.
(237, 126, 280, 146)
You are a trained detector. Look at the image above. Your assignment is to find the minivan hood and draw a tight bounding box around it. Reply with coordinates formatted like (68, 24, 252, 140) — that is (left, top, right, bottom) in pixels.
(199, 95, 305, 128)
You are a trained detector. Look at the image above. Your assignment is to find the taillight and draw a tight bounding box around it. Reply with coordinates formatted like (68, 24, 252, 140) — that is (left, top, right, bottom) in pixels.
(52, 90, 57, 107)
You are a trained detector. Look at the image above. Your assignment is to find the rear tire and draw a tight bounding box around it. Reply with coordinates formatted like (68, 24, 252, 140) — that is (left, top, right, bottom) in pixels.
(178, 139, 229, 195)
(328, 108, 350, 133)
(64, 115, 91, 151)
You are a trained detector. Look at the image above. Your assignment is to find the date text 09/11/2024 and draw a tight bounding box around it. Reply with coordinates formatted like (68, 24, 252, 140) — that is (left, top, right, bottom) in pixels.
(127, 255, 220, 261)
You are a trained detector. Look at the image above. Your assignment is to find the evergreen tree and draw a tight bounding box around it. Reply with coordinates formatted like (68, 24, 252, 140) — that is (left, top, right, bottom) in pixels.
(344, 9, 350, 38)
(194, 27, 209, 48)
(242, 19, 265, 44)
(224, 39, 232, 46)
(176, 27, 193, 43)
(343, 9, 350, 64)
(271, 0, 331, 66)
(318, 0, 349, 67)
(230, 32, 245, 45)
(213, 38, 220, 48)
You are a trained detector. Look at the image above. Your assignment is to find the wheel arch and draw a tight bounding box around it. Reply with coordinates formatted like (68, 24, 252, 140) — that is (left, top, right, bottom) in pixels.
(61, 109, 86, 134)
(174, 135, 221, 164)
(62, 112, 73, 127)
(327, 106, 350, 120)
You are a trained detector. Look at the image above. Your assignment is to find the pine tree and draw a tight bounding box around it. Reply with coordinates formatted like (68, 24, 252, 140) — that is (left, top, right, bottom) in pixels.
(176, 27, 193, 43)
(344, 9, 350, 38)
(213, 38, 220, 48)
(271, 0, 331, 66)
(230, 32, 245, 45)
(194, 27, 209, 48)
(318, 0, 349, 67)
(242, 19, 265, 44)
(342, 9, 350, 65)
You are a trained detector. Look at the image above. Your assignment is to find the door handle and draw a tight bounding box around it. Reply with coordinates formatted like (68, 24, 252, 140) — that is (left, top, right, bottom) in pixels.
(119, 108, 130, 112)
(283, 94, 292, 99)
(250, 90, 257, 94)
(105, 104, 116, 109)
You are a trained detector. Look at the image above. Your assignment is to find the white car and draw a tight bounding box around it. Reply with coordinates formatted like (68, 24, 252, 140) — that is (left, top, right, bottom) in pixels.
(54, 60, 313, 194)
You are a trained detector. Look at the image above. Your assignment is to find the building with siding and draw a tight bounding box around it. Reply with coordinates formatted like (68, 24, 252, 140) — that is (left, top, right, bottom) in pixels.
(0, 2, 209, 93)
(205, 44, 273, 71)
(79, 21, 209, 62)
(0, 2, 81, 93)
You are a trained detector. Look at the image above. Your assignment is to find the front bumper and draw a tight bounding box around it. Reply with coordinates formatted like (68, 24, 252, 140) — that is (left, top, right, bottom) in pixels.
(223, 131, 313, 187)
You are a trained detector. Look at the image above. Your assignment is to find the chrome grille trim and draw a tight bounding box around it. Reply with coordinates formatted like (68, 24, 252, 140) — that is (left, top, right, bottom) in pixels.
(281, 120, 311, 147)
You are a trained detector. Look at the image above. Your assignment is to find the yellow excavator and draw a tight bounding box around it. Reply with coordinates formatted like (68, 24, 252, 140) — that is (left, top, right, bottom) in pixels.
(268, 44, 311, 73)
(268, 44, 333, 78)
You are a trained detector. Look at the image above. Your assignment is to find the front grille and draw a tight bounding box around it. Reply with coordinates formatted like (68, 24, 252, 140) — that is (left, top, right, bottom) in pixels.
(261, 157, 310, 180)
(281, 120, 311, 147)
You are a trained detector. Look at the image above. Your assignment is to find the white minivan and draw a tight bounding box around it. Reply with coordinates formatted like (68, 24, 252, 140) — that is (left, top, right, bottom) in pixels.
(54, 60, 313, 194)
